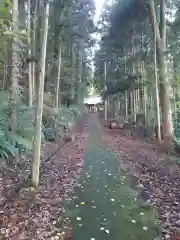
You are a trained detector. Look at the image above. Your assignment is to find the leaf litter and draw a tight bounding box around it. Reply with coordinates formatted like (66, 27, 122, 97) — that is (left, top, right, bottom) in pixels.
(103, 127, 180, 239)
(0, 118, 89, 239)
(0, 113, 169, 240)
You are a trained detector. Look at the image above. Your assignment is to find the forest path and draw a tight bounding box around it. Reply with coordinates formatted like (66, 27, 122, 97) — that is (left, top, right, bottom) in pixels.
(66, 113, 158, 240)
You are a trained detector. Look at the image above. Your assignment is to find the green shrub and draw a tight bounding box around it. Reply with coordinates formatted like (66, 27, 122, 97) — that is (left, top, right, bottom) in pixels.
(0, 90, 83, 158)
(0, 91, 35, 158)
(43, 104, 82, 142)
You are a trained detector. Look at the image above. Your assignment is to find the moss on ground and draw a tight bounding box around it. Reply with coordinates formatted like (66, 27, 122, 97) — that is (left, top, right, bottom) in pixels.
(64, 128, 160, 240)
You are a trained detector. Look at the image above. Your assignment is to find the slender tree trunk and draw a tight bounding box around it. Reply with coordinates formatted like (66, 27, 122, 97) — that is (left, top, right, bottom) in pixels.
(142, 62, 147, 118)
(137, 88, 140, 114)
(125, 90, 128, 119)
(77, 39, 84, 105)
(55, 42, 62, 109)
(153, 10, 161, 142)
(132, 57, 136, 122)
(173, 88, 176, 122)
(32, 2, 50, 187)
(160, 0, 166, 49)
(32, 0, 38, 100)
(116, 94, 120, 117)
(2, 41, 7, 90)
(11, 0, 19, 130)
(28, 0, 33, 106)
(135, 90, 138, 114)
(130, 91, 133, 120)
(133, 90, 136, 122)
(104, 61, 108, 120)
(72, 44, 76, 101)
(124, 49, 128, 119)
(12, 0, 19, 99)
(148, 0, 173, 147)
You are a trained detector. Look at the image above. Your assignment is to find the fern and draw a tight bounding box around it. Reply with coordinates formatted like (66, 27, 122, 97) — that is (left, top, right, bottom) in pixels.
(0, 92, 35, 157)
(0, 139, 18, 158)
(10, 133, 33, 151)
(0, 89, 83, 158)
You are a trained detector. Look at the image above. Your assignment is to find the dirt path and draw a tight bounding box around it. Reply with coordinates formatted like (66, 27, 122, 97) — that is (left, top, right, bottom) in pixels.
(67, 113, 159, 240)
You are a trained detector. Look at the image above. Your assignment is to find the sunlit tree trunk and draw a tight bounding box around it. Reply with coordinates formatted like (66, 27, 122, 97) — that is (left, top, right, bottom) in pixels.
(153, 10, 161, 142)
(32, 2, 50, 187)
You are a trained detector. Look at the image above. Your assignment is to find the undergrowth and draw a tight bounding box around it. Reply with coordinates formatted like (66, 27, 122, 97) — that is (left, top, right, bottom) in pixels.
(43, 104, 82, 141)
(0, 91, 82, 160)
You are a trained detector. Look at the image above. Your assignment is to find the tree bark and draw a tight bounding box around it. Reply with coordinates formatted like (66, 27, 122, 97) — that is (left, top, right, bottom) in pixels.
(77, 39, 84, 105)
(125, 90, 128, 119)
(142, 62, 147, 118)
(11, 0, 20, 130)
(32, 0, 38, 101)
(55, 42, 62, 109)
(28, 0, 33, 106)
(153, 1, 161, 142)
(2, 41, 7, 90)
(32, 2, 50, 187)
(104, 61, 108, 121)
(148, 0, 173, 146)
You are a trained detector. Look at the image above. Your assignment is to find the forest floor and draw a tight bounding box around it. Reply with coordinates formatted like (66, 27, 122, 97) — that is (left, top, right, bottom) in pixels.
(1, 113, 180, 239)
(0, 115, 89, 239)
(103, 123, 180, 240)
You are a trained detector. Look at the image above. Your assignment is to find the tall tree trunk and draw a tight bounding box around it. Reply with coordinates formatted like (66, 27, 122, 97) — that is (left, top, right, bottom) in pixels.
(2, 41, 7, 90)
(11, 0, 19, 130)
(160, 0, 166, 49)
(77, 39, 84, 105)
(173, 87, 176, 122)
(130, 91, 133, 120)
(28, 0, 33, 106)
(124, 49, 128, 119)
(148, 0, 173, 147)
(116, 94, 120, 117)
(55, 42, 62, 109)
(12, 0, 19, 97)
(153, 8, 161, 142)
(104, 61, 108, 121)
(133, 90, 136, 122)
(32, 0, 38, 100)
(142, 62, 147, 118)
(71, 44, 76, 102)
(32, 2, 50, 187)
(125, 90, 128, 119)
